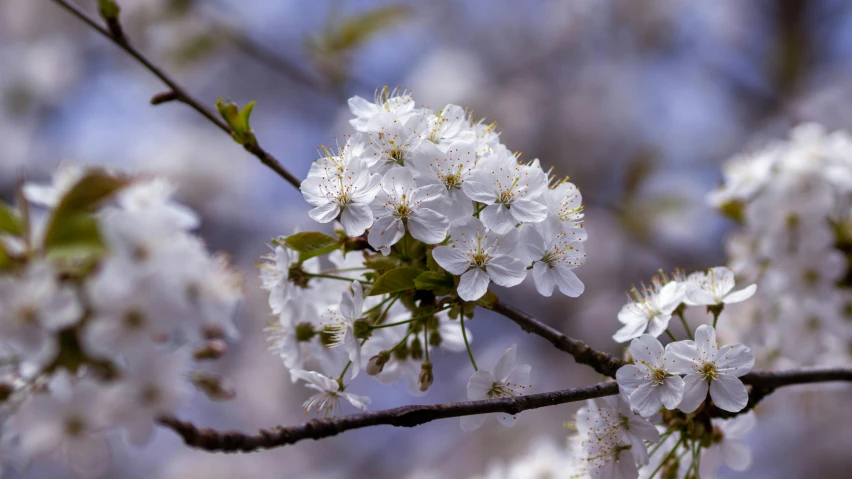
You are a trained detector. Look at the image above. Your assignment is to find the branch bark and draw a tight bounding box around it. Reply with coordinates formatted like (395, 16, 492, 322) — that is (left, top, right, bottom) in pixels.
(487, 300, 624, 378)
(50, 0, 302, 189)
(159, 382, 619, 452)
(159, 367, 852, 452)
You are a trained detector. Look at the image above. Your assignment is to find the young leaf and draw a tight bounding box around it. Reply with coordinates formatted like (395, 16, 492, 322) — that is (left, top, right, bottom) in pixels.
(368, 267, 422, 296)
(414, 271, 454, 296)
(43, 170, 129, 256)
(0, 202, 23, 236)
(364, 254, 401, 271)
(283, 231, 340, 261)
(475, 290, 499, 309)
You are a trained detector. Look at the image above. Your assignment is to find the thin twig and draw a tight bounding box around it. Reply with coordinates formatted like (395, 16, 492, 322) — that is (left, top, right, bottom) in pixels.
(159, 382, 619, 452)
(487, 300, 624, 378)
(50, 0, 302, 189)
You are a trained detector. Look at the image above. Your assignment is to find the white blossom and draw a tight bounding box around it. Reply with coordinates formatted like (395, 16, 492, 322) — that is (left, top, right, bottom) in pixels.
(520, 223, 586, 297)
(321, 282, 365, 379)
(411, 140, 478, 220)
(576, 393, 660, 466)
(291, 370, 370, 415)
(432, 217, 526, 301)
(684, 266, 757, 307)
(699, 412, 756, 478)
(368, 167, 449, 253)
(460, 344, 531, 432)
(613, 280, 685, 343)
(615, 335, 684, 417)
(300, 157, 380, 236)
(666, 325, 755, 413)
(462, 150, 548, 233)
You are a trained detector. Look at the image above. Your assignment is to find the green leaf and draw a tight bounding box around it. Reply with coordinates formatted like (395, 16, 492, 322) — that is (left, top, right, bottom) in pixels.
(43, 170, 128, 256)
(426, 249, 442, 272)
(238, 101, 256, 132)
(475, 290, 499, 309)
(321, 6, 411, 52)
(0, 202, 23, 236)
(368, 267, 422, 296)
(364, 254, 401, 271)
(414, 271, 454, 296)
(282, 232, 340, 262)
(0, 242, 11, 271)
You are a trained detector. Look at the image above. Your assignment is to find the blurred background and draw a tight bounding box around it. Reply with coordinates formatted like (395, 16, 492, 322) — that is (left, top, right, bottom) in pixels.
(2, 0, 852, 477)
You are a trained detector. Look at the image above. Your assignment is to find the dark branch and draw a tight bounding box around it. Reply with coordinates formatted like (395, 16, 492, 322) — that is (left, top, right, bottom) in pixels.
(159, 382, 619, 453)
(488, 300, 624, 377)
(160, 366, 852, 452)
(50, 0, 302, 189)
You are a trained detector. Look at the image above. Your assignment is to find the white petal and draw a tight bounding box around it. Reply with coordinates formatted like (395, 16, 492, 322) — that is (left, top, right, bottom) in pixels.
(460, 414, 487, 432)
(678, 374, 709, 413)
(308, 202, 340, 224)
(493, 345, 517, 382)
(461, 180, 497, 203)
(505, 364, 531, 391)
(495, 412, 517, 427)
(709, 375, 748, 412)
(552, 266, 584, 297)
(480, 204, 515, 234)
(431, 246, 470, 275)
(532, 262, 555, 296)
(367, 215, 404, 253)
(467, 369, 495, 399)
(613, 320, 648, 344)
(627, 334, 664, 367)
(457, 268, 491, 301)
(627, 382, 662, 417)
(486, 256, 527, 287)
(508, 198, 548, 223)
(616, 364, 646, 390)
(699, 446, 723, 479)
(694, 324, 718, 361)
(519, 225, 547, 262)
(340, 203, 374, 236)
(723, 284, 757, 304)
(664, 340, 700, 374)
(659, 375, 685, 410)
(715, 344, 754, 377)
(721, 441, 753, 471)
(342, 392, 371, 411)
(407, 208, 449, 244)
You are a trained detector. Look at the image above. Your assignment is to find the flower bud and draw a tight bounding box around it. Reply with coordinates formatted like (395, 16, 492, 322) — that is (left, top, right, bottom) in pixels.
(409, 337, 423, 360)
(418, 361, 433, 392)
(367, 351, 390, 376)
(190, 372, 236, 401)
(428, 329, 442, 347)
(294, 322, 316, 342)
(193, 339, 229, 360)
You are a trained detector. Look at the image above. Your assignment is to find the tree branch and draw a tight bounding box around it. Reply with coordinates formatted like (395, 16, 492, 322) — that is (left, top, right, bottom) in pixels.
(160, 366, 852, 452)
(487, 300, 624, 378)
(159, 382, 619, 453)
(50, 0, 302, 189)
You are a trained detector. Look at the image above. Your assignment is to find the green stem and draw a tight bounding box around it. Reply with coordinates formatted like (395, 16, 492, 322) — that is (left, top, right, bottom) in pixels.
(374, 297, 398, 325)
(320, 267, 368, 275)
(307, 273, 371, 284)
(665, 329, 677, 342)
(369, 306, 450, 330)
(423, 326, 430, 362)
(460, 315, 477, 371)
(678, 311, 693, 340)
(338, 361, 351, 382)
(646, 436, 684, 479)
(712, 311, 720, 329)
(645, 429, 674, 460)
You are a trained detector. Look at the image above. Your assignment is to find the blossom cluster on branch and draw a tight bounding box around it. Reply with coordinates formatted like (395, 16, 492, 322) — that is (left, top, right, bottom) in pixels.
(711, 123, 852, 367)
(0, 166, 241, 477)
(260, 89, 587, 418)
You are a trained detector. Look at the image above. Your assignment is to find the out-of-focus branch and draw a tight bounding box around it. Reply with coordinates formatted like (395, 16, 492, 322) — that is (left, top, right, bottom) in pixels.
(50, 0, 302, 189)
(487, 300, 624, 378)
(159, 382, 620, 452)
(160, 367, 852, 452)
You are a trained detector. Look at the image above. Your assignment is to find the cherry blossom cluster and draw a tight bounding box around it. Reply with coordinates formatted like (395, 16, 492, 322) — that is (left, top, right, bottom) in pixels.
(262, 89, 585, 417)
(554, 266, 759, 478)
(0, 165, 241, 478)
(710, 123, 852, 367)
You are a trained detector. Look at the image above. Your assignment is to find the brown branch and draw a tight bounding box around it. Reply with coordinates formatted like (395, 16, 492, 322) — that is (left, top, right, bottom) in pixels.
(50, 0, 302, 190)
(159, 366, 852, 452)
(487, 300, 624, 378)
(158, 381, 619, 453)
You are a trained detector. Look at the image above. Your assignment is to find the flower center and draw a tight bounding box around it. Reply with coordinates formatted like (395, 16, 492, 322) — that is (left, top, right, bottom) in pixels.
(651, 368, 667, 385)
(698, 362, 718, 380)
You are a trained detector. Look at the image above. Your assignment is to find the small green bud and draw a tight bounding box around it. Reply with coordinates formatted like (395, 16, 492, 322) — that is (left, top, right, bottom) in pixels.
(428, 329, 442, 347)
(418, 361, 433, 392)
(409, 337, 423, 360)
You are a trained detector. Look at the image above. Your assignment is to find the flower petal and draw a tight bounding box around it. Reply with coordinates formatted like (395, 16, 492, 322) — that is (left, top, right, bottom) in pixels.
(723, 284, 757, 304)
(431, 246, 470, 275)
(340, 203, 374, 236)
(408, 208, 449, 244)
(457, 268, 491, 301)
(493, 344, 517, 382)
(486, 256, 527, 287)
(678, 374, 708, 413)
(709, 375, 748, 412)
